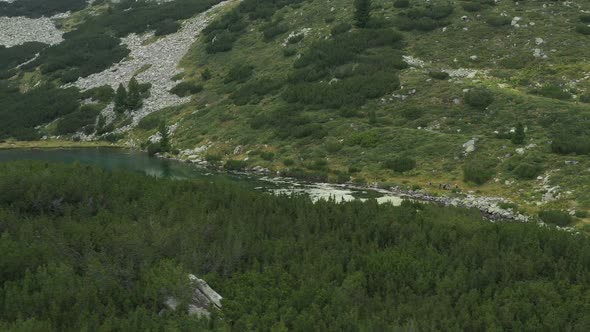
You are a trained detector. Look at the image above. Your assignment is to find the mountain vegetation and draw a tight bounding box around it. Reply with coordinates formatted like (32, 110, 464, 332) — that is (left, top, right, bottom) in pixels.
(0, 0, 87, 18)
(169, 0, 590, 223)
(1, 0, 589, 224)
(1, 161, 590, 331)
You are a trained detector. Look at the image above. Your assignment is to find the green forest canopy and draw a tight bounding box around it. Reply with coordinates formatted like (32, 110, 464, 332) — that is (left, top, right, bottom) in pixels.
(0, 161, 589, 331)
(0, 0, 87, 18)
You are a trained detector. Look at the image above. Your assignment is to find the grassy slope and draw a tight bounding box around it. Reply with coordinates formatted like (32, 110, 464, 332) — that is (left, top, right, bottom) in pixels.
(128, 0, 590, 225)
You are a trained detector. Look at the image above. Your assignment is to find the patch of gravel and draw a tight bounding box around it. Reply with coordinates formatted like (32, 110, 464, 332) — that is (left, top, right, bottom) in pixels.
(69, 0, 233, 129)
(443, 68, 483, 79)
(0, 16, 64, 47)
(402, 55, 485, 79)
(402, 55, 426, 68)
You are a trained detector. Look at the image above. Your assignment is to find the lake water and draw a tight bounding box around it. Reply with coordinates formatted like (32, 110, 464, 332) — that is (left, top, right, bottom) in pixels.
(0, 148, 404, 205)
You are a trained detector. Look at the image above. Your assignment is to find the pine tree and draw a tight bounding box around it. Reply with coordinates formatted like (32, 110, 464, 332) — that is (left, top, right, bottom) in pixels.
(114, 83, 127, 113)
(512, 123, 525, 145)
(368, 110, 377, 124)
(201, 68, 212, 81)
(127, 77, 142, 111)
(159, 122, 170, 152)
(354, 0, 371, 28)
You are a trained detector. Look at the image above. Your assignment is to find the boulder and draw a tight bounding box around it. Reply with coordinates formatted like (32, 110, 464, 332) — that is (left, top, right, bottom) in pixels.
(233, 145, 244, 155)
(462, 138, 477, 155)
(163, 275, 223, 319)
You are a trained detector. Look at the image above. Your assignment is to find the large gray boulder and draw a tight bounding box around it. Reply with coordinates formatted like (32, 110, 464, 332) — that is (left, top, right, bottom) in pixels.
(164, 274, 223, 319)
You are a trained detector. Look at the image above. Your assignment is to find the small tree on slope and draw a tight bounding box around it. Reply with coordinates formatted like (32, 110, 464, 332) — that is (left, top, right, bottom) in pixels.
(127, 77, 143, 111)
(512, 123, 526, 145)
(114, 83, 127, 114)
(354, 0, 371, 28)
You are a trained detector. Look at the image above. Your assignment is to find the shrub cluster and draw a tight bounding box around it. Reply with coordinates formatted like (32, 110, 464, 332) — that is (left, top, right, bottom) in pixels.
(393, 0, 410, 9)
(170, 81, 203, 97)
(384, 156, 417, 173)
(551, 133, 590, 155)
(0, 0, 86, 18)
(331, 23, 352, 36)
(428, 71, 449, 80)
(486, 15, 511, 27)
(462, 2, 482, 12)
(80, 85, 115, 103)
(465, 88, 494, 109)
(203, 9, 247, 53)
(284, 29, 404, 108)
(463, 158, 496, 185)
(225, 159, 248, 170)
(530, 84, 572, 100)
(401, 107, 424, 120)
(0, 42, 46, 74)
(500, 53, 535, 69)
(294, 29, 403, 71)
(0, 83, 80, 140)
(230, 78, 283, 105)
(249, 107, 326, 140)
(262, 21, 289, 41)
(28, 33, 130, 83)
(284, 73, 400, 109)
(224, 64, 254, 84)
(283, 48, 297, 57)
(153, 19, 181, 36)
(576, 25, 590, 36)
(539, 210, 574, 227)
(55, 105, 100, 135)
(147, 142, 164, 156)
(204, 0, 305, 53)
(513, 163, 542, 180)
(137, 115, 161, 131)
(394, 3, 453, 31)
(260, 152, 275, 161)
(348, 131, 381, 148)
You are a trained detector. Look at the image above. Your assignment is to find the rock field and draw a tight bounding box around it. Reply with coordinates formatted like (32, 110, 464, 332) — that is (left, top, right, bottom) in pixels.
(69, 0, 233, 128)
(0, 15, 63, 47)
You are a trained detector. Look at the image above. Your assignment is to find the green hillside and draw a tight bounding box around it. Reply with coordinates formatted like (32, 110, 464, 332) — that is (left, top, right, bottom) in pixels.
(136, 0, 590, 221)
(1, 0, 590, 224)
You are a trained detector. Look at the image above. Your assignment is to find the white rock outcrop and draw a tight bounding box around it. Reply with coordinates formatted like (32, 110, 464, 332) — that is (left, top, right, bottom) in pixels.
(463, 138, 477, 155)
(164, 274, 223, 319)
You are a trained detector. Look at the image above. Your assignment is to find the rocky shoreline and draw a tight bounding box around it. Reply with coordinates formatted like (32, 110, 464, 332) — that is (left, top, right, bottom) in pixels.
(155, 152, 532, 223)
(0, 143, 570, 228)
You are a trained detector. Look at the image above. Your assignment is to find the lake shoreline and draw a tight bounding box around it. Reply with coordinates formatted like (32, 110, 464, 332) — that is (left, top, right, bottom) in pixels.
(156, 153, 532, 223)
(0, 140, 125, 150)
(0, 141, 532, 223)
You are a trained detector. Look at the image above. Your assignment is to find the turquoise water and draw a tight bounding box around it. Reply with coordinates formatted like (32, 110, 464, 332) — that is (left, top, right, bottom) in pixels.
(0, 148, 403, 204)
(0, 148, 215, 179)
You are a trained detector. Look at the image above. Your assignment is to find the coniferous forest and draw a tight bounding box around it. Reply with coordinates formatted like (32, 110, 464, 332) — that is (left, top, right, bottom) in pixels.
(0, 161, 589, 331)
